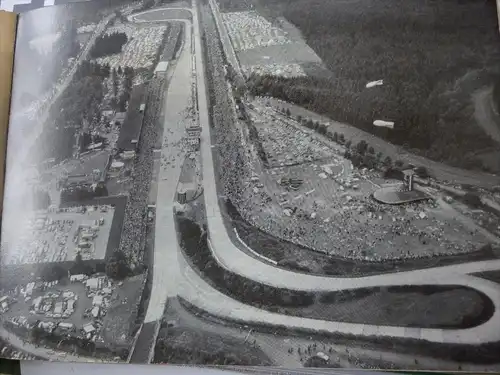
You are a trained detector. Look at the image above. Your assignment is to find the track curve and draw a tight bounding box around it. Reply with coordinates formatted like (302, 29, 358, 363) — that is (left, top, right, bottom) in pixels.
(131, 5, 500, 346)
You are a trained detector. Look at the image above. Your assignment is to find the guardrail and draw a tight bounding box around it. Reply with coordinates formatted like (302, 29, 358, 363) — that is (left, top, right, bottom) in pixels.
(233, 228, 278, 265)
(147, 320, 161, 364)
(126, 323, 143, 363)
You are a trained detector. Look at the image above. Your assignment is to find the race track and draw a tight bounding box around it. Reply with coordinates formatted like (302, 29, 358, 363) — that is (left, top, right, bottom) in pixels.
(131, 5, 500, 346)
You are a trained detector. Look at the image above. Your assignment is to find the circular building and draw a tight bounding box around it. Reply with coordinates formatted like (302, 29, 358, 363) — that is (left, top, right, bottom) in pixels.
(372, 185, 430, 205)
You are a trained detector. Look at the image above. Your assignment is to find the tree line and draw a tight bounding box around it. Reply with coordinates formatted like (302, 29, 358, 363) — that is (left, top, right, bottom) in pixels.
(37, 61, 107, 162)
(177, 216, 315, 308)
(36, 61, 136, 163)
(155, 340, 262, 365)
(244, 0, 500, 171)
(90, 32, 128, 59)
(248, 73, 497, 172)
(110, 66, 134, 112)
(38, 246, 131, 283)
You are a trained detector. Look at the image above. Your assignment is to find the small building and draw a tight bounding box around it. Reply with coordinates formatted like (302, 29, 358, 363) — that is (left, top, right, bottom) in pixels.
(91, 306, 100, 318)
(121, 150, 136, 160)
(62, 291, 75, 300)
(78, 241, 91, 249)
(70, 274, 87, 282)
(113, 112, 127, 125)
(58, 322, 75, 332)
(85, 277, 100, 291)
(177, 190, 187, 204)
(80, 232, 95, 241)
(83, 323, 96, 335)
(110, 161, 124, 172)
(92, 295, 103, 306)
(32, 296, 43, 311)
(66, 299, 76, 311)
(101, 110, 114, 120)
(154, 61, 169, 73)
(39, 321, 56, 333)
(24, 282, 35, 297)
(186, 125, 202, 138)
(402, 169, 415, 191)
(316, 352, 329, 362)
(54, 301, 64, 315)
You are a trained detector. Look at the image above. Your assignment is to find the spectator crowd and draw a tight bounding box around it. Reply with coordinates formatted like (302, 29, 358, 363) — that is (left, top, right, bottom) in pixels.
(117, 76, 166, 269)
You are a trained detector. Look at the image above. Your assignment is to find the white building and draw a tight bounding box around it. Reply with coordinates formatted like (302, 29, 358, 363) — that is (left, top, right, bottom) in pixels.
(92, 295, 104, 307)
(91, 306, 100, 319)
(82, 323, 96, 336)
(85, 277, 100, 291)
(70, 274, 87, 282)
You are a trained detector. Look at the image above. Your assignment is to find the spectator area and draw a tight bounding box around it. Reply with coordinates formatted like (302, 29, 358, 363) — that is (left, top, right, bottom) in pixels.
(116, 84, 146, 152)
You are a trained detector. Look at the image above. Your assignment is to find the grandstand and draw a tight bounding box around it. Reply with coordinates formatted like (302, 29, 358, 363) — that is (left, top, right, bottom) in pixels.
(116, 84, 147, 154)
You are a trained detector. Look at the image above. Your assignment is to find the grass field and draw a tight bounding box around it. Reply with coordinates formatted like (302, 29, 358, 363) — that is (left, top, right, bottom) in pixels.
(154, 326, 272, 365)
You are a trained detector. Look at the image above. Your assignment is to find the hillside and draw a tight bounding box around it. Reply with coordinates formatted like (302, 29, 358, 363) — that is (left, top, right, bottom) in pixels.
(221, 0, 500, 171)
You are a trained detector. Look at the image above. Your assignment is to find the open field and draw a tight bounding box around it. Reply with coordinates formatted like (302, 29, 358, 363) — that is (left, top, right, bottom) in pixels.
(154, 326, 272, 365)
(179, 297, 500, 366)
(101, 274, 146, 348)
(474, 270, 500, 284)
(253, 116, 336, 167)
(285, 285, 491, 329)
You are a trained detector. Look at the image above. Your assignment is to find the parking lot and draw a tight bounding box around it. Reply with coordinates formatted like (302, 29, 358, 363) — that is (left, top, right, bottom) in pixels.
(93, 23, 168, 70)
(2, 205, 115, 265)
(4, 281, 94, 332)
(2, 273, 145, 348)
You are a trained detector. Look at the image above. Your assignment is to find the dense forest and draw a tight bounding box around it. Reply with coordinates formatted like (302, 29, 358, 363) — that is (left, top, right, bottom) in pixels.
(90, 32, 128, 59)
(36, 61, 109, 162)
(223, 0, 500, 170)
(33, 61, 136, 163)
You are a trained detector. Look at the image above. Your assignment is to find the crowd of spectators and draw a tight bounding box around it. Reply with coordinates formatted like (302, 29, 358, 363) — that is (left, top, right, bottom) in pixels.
(201, 4, 250, 208)
(117, 76, 166, 269)
(201, 3, 489, 262)
(243, 190, 486, 261)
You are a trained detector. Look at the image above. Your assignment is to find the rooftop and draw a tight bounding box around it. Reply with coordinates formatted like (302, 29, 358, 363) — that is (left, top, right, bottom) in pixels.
(116, 84, 146, 152)
(372, 186, 430, 205)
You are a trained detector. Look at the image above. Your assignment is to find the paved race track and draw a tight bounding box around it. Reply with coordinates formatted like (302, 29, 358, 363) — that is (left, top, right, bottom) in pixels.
(131, 5, 500, 346)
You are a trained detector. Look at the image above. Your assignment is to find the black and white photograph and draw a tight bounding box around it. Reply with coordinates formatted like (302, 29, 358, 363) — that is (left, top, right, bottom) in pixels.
(2, 0, 500, 370)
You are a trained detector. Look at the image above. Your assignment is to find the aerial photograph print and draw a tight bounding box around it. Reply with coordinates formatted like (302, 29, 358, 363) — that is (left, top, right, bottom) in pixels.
(2, 0, 500, 370)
